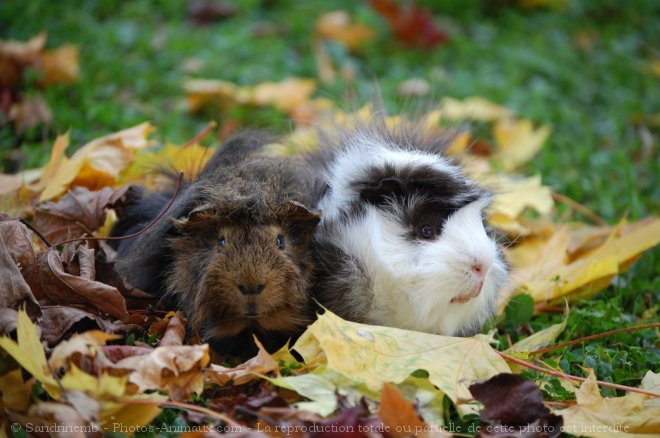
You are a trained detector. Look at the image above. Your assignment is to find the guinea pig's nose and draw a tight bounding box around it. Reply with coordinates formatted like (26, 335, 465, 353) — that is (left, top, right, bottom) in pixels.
(471, 261, 489, 278)
(237, 283, 266, 295)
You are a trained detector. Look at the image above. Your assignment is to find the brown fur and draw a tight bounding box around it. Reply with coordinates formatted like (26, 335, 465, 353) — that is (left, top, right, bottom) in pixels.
(112, 132, 319, 355)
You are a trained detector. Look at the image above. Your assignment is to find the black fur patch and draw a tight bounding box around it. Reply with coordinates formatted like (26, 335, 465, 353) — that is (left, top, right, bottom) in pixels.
(350, 163, 485, 238)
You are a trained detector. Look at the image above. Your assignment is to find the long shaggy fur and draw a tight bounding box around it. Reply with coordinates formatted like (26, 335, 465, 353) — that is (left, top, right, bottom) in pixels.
(112, 132, 320, 354)
(310, 117, 509, 336)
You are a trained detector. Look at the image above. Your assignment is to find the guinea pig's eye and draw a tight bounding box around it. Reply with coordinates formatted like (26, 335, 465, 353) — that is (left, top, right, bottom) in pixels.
(218, 236, 226, 247)
(276, 235, 285, 250)
(418, 224, 435, 240)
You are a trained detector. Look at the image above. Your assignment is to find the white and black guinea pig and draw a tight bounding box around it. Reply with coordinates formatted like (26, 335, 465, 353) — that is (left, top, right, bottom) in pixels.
(310, 120, 508, 336)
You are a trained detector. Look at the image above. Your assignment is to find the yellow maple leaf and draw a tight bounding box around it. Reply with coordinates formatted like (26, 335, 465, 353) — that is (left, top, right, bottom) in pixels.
(121, 142, 212, 188)
(0, 308, 58, 396)
(492, 118, 551, 170)
(315, 11, 375, 52)
(293, 310, 510, 415)
(439, 97, 512, 121)
(37, 122, 155, 201)
(557, 370, 660, 437)
(40, 44, 79, 85)
(504, 218, 660, 304)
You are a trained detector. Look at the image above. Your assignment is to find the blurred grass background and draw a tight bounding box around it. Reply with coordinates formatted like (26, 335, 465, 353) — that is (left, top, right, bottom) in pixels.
(1, 0, 658, 391)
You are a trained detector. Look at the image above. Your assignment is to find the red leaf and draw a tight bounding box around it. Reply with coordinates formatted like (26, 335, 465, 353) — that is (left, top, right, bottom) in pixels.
(370, 0, 449, 49)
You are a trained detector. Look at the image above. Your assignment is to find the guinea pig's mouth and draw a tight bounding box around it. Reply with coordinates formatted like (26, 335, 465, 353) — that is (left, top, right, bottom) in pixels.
(451, 281, 483, 304)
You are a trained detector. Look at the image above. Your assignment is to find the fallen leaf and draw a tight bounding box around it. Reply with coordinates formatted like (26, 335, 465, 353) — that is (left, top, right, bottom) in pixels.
(121, 142, 212, 188)
(316, 11, 375, 52)
(0, 215, 40, 316)
(37, 246, 129, 320)
(37, 122, 155, 201)
(114, 344, 210, 401)
(251, 78, 316, 113)
(0, 368, 31, 412)
(488, 174, 554, 220)
(370, 0, 449, 48)
(492, 118, 551, 170)
(506, 307, 568, 358)
(469, 373, 562, 437)
(26, 401, 91, 438)
(378, 383, 444, 438)
(48, 330, 121, 372)
(159, 311, 186, 346)
(293, 310, 510, 415)
(440, 97, 512, 122)
(0, 32, 46, 64)
(205, 338, 278, 386)
(0, 308, 18, 335)
(187, 0, 237, 25)
(40, 44, 79, 85)
(506, 218, 660, 303)
(33, 186, 129, 243)
(0, 308, 59, 395)
(39, 306, 123, 346)
(557, 370, 660, 437)
(8, 95, 53, 132)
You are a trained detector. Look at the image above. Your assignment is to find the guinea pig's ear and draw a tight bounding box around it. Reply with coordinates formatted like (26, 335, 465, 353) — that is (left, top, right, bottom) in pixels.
(278, 201, 321, 236)
(172, 203, 217, 231)
(358, 177, 405, 205)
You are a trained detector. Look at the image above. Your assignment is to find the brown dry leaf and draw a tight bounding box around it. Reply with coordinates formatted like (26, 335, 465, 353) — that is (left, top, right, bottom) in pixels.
(40, 44, 79, 85)
(492, 118, 551, 170)
(378, 383, 448, 438)
(0, 32, 46, 64)
(205, 337, 278, 386)
(39, 306, 123, 346)
(25, 402, 92, 438)
(557, 370, 660, 437)
(159, 311, 186, 346)
(0, 308, 18, 335)
(114, 344, 210, 401)
(37, 122, 155, 201)
(33, 186, 129, 243)
(0, 215, 40, 316)
(37, 246, 129, 320)
(315, 11, 375, 52)
(48, 330, 121, 371)
(8, 95, 53, 132)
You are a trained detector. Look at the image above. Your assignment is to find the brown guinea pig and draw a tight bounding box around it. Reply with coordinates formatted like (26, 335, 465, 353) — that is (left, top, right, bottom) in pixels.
(111, 132, 320, 355)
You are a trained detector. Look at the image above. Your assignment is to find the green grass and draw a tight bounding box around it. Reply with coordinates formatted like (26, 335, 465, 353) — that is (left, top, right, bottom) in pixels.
(2, 0, 658, 423)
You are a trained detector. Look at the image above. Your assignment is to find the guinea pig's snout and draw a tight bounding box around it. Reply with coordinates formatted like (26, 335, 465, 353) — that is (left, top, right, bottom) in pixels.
(237, 282, 266, 318)
(451, 257, 493, 304)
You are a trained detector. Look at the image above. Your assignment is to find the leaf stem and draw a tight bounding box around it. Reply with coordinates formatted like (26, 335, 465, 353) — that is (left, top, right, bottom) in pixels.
(182, 121, 217, 148)
(497, 351, 660, 398)
(115, 397, 243, 428)
(53, 171, 184, 247)
(19, 218, 52, 248)
(551, 192, 607, 226)
(530, 322, 660, 356)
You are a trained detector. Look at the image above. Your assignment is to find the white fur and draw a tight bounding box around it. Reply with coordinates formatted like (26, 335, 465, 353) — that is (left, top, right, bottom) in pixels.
(318, 136, 508, 336)
(318, 135, 460, 221)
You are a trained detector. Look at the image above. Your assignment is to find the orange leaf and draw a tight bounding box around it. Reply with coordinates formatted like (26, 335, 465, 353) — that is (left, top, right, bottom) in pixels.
(378, 384, 434, 438)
